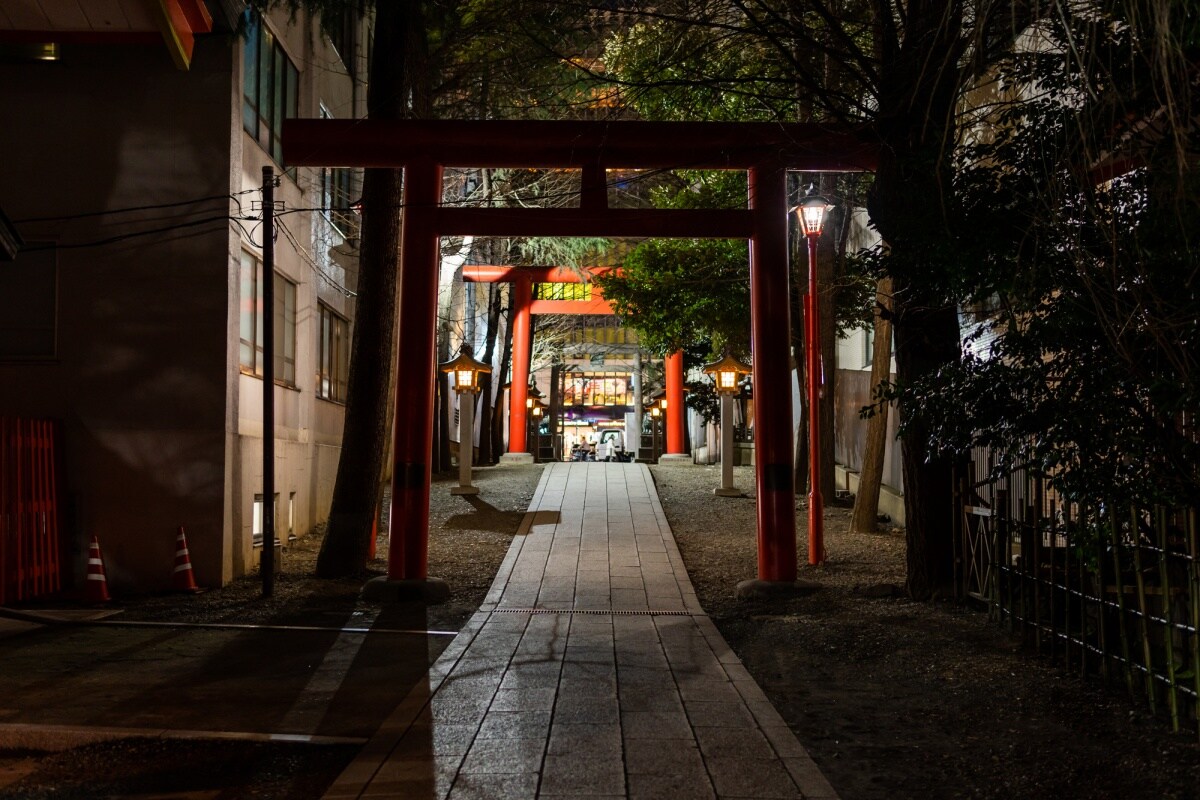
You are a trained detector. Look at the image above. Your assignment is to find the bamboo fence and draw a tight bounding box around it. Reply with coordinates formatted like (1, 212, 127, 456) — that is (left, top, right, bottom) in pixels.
(955, 450, 1200, 739)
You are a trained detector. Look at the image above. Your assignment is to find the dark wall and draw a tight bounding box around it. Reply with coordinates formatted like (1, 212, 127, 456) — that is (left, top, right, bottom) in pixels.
(0, 35, 237, 591)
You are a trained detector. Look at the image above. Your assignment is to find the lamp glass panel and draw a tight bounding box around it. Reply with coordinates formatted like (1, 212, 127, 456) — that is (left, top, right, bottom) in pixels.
(456, 369, 474, 390)
(801, 205, 826, 236)
(719, 371, 737, 389)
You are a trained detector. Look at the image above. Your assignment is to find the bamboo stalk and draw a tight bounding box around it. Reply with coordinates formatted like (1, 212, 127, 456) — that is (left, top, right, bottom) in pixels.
(1061, 498, 1072, 671)
(1188, 507, 1199, 742)
(1132, 508, 1157, 714)
(992, 489, 1002, 623)
(1032, 496, 1043, 653)
(1048, 494, 1058, 661)
(1084, 503, 1094, 681)
(1111, 509, 1134, 700)
(1096, 504, 1110, 684)
(999, 488, 1013, 633)
(954, 473, 964, 606)
(1020, 490, 1032, 646)
(1157, 507, 1180, 731)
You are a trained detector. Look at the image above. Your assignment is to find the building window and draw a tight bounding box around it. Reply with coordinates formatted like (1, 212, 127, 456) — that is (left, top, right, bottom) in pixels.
(320, 166, 359, 240)
(535, 282, 592, 301)
(562, 373, 633, 407)
(288, 491, 297, 541)
(252, 492, 280, 547)
(318, 303, 349, 402)
(242, 10, 299, 165)
(0, 245, 56, 359)
(324, 8, 357, 78)
(239, 251, 297, 387)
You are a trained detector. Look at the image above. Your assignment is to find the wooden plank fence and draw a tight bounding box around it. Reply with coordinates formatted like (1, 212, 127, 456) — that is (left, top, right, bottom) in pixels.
(0, 417, 62, 604)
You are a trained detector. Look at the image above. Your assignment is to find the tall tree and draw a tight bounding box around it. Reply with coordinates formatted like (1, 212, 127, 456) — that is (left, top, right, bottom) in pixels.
(315, 2, 426, 577)
(598, 0, 1036, 598)
(277, 0, 607, 576)
(897, 1, 1200, 510)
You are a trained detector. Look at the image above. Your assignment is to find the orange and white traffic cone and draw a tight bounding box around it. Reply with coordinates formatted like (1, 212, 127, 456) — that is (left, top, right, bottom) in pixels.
(172, 526, 200, 592)
(85, 534, 111, 603)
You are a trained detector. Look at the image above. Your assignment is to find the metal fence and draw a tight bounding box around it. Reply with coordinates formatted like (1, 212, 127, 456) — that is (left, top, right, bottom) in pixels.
(955, 449, 1200, 738)
(0, 417, 63, 604)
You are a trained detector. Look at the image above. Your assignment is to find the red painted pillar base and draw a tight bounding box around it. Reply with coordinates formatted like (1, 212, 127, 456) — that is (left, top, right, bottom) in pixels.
(380, 158, 444, 597)
(748, 162, 798, 583)
(504, 276, 533, 461)
(665, 351, 686, 455)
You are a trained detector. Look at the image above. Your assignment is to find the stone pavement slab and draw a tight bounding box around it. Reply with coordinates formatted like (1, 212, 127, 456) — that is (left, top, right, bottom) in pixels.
(325, 463, 839, 799)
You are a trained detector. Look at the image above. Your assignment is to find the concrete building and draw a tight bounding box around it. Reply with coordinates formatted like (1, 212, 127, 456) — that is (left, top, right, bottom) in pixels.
(0, 1, 365, 593)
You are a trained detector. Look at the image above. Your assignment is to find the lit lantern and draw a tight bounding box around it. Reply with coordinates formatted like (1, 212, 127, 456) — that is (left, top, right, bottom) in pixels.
(440, 344, 491, 394)
(703, 351, 752, 394)
(795, 183, 830, 238)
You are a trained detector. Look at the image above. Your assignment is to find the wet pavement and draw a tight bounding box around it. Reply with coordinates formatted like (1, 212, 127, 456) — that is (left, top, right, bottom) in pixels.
(325, 462, 838, 799)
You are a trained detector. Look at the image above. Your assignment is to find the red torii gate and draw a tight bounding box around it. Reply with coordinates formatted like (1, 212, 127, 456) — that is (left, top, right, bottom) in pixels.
(460, 265, 687, 461)
(283, 119, 875, 596)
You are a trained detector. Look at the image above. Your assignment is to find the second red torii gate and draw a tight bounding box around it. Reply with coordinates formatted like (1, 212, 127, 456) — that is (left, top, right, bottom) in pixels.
(283, 118, 875, 593)
(460, 265, 687, 460)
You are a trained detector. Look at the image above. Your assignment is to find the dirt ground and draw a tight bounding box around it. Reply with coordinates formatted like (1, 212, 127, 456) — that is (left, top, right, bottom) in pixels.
(651, 463, 1200, 800)
(5, 461, 1200, 798)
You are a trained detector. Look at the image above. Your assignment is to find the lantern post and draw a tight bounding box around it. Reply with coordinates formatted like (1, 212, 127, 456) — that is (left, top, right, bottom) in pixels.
(703, 351, 752, 497)
(440, 344, 492, 495)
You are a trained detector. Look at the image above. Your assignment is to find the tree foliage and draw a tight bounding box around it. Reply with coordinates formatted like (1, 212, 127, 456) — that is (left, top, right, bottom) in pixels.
(882, 3, 1200, 508)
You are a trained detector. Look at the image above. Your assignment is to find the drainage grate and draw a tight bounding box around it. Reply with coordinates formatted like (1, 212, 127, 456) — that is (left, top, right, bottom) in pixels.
(492, 608, 696, 617)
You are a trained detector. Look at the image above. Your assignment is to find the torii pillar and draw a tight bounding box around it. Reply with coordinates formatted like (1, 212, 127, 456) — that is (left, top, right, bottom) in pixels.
(283, 118, 877, 601)
(659, 351, 691, 464)
(501, 275, 534, 464)
(462, 266, 617, 464)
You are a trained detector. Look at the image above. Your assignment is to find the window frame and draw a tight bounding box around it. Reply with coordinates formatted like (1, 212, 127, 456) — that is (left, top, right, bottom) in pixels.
(242, 10, 300, 165)
(239, 251, 298, 389)
(317, 302, 350, 403)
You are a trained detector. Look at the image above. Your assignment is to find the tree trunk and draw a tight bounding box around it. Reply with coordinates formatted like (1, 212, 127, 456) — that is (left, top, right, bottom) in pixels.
(867, 0, 965, 600)
(316, 4, 421, 578)
(548, 362, 561, 461)
(851, 276, 894, 534)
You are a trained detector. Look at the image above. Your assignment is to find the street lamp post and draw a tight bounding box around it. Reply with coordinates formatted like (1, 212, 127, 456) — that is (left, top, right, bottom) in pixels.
(704, 351, 752, 497)
(796, 184, 831, 566)
(440, 345, 492, 495)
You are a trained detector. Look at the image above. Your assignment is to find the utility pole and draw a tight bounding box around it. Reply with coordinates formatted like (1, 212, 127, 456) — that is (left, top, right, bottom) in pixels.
(261, 165, 276, 596)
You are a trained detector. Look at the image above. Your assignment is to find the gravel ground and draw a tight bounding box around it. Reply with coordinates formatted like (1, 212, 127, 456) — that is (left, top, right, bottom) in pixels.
(6, 461, 1200, 799)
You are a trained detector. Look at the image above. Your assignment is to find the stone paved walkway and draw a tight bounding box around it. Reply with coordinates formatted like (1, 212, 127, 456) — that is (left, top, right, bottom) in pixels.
(325, 462, 838, 799)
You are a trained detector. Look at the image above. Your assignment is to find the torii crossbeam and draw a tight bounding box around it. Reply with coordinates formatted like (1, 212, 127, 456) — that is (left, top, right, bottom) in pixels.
(283, 119, 876, 596)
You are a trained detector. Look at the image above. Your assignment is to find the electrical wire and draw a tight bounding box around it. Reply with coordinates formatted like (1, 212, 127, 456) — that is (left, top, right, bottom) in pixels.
(13, 189, 258, 224)
(18, 215, 259, 252)
(275, 216, 358, 298)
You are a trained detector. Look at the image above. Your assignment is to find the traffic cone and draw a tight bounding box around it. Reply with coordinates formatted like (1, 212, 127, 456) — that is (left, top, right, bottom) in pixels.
(85, 534, 111, 603)
(172, 526, 200, 592)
